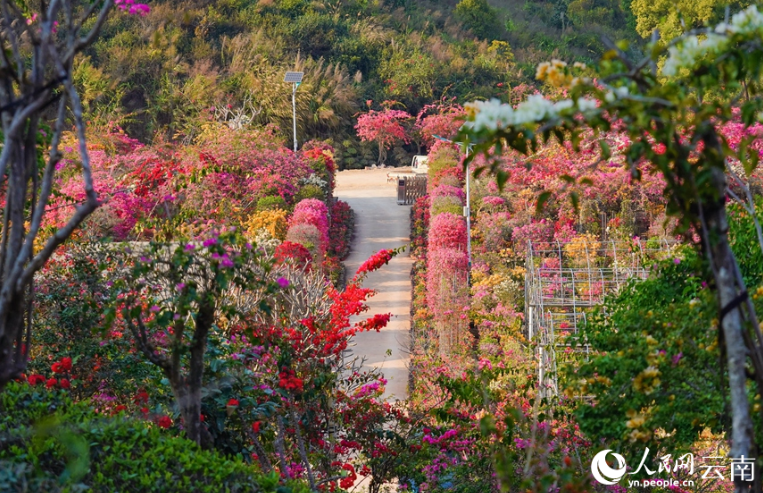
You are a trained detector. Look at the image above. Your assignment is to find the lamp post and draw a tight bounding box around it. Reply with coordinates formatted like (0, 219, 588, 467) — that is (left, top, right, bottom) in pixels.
(284, 71, 304, 152)
(433, 135, 479, 352)
(433, 135, 474, 282)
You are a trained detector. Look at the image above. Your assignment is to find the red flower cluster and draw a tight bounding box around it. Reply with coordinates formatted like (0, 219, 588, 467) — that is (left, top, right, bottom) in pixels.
(28, 374, 45, 386)
(354, 249, 393, 279)
(339, 463, 357, 489)
(227, 398, 240, 407)
(358, 313, 391, 332)
(274, 241, 312, 269)
(51, 356, 72, 374)
(157, 415, 173, 429)
(278, 369, 304, 392)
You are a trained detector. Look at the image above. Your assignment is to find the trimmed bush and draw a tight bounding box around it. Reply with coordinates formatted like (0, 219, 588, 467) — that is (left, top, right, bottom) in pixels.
(295, 184, 325, 202)
(256, 195, 287, 211)
(431, 195, 464, 217)
(274, 241, 313, 270)
(289, 199, 330, 250)
(244, 209, 289, 241)
(286, 223, 323, 259)
(431, 185, 466, 203)
(429, 213, 467, 250)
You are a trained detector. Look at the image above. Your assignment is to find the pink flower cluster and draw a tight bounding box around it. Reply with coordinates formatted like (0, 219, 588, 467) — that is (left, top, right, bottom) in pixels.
(428, 213, 466, 250)
(287, 199, 330, 260)
(426, 180, 468, 331)
(115, 0, 150, 16)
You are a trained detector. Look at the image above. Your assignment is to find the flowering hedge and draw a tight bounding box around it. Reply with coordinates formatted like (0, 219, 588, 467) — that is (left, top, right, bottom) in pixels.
(287, 199, 330, 261)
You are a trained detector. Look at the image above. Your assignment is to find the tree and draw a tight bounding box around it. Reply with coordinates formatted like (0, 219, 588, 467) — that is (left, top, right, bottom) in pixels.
(459, 7, 763, 490)
(0, 0, 148, 389)
(109, 232, 274, 447)
(454, 0, 500, 40)
(355, 106, 410, 165)
(630, 0, 751, 40)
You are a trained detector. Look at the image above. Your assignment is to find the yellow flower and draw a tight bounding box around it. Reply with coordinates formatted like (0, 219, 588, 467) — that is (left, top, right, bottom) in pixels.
(535, 62, 551, 81)
(645, 335, 658, 346)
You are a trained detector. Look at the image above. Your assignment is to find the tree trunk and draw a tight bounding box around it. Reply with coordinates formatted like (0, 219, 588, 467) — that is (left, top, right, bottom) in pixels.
(168, 302, 214, 448)
(704, 165, 754, 492)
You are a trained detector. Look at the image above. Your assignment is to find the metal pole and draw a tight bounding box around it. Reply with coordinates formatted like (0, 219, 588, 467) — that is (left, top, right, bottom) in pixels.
(465, 146, 472, 283)
(292, 83, 297, 152)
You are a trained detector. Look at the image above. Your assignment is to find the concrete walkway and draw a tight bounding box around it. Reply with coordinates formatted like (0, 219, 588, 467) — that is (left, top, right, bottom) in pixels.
(335, 168, 412, 401)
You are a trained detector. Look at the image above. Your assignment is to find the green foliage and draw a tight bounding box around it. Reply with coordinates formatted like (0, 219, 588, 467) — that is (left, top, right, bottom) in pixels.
(294, 184, 324, 202)
(0, 382, 308, 493)
(630, 0, 752, 39)
(257, 195, 288, 212)
(569, 249, 726, 457)
(455, 0, 501, 39)
(79, 0, 642, 145)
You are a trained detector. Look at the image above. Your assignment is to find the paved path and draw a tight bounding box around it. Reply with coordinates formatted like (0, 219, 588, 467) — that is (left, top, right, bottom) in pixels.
(335, 168, 413, 401)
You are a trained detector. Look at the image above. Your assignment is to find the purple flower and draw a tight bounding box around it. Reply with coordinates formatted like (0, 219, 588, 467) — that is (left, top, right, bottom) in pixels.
(149, 305, 160, 313)
(184, 243, 195, 252)
(140, 256, 150, 263)
(672, 352, 683, 366)
(176, 283, 185, 291)
(203, 238, 217, 248)
(276, 277, 290, 288)
(221, 259, 234, 268)
(173, 313, 181, 320)
(673, 258, 681, 265)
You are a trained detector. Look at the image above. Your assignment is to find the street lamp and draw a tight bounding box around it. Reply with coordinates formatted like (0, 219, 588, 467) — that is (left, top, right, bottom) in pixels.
(434, 134, 478, 352)
(284, 71, 304, 152)
(433, 135, 474, 281)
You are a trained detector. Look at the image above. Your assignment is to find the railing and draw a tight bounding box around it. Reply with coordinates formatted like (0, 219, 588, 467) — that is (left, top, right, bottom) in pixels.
(396, 176, 427, 205)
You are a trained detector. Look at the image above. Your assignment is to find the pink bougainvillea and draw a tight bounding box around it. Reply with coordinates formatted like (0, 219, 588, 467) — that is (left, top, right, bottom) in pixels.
(428, 213, 466, 251)
(289, 199, 330, 251)
(355, 107, 411, 164)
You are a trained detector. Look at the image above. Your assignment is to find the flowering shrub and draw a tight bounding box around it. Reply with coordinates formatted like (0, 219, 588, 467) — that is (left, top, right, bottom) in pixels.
(430, 184, 466, 203)
(329, 200, 354, 260)
(431, 195, 464, 217)
(244, 209, 289, 241)
(289, 199, 329, 250)
(428, 213, 467, 251)
(274, 241, 313, 269)
(286, 224, 324, 260)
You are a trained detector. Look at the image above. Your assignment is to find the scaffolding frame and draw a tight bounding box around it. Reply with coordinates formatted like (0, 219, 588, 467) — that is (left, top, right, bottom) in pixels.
(525, 238, 675, 398)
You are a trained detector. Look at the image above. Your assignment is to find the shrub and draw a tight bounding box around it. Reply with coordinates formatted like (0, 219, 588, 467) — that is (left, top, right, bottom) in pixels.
(454, 0, 501, 39)
(295, 184, 325, 202)
(431, 185, 466, 203)
(329, 200, 354, 260)
(430, 166, 464, 189)
(257, 195, 287, 211)
(429, 213, 467, 250)
(274, 241, 313, 270)
(286, 223, 324, 259)
(431, 195, 464, 217)
(290, 199, 330, 250)
(0, 382, 307, 493)
(426, 247, 468, 309)
(244, 209, 289, 241)
(427, 142, 461, 181)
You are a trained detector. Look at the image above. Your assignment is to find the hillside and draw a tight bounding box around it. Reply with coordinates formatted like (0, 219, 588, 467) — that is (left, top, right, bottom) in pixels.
(79, 0, 642, 167)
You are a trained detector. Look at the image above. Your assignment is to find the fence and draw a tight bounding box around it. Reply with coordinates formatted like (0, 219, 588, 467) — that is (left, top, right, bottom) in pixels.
(525, 238, 676, 398)
(397, 176, 427, 205)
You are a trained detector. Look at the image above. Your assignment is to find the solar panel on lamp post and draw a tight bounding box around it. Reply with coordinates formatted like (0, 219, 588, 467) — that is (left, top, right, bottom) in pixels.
(284, 71, 304, 152)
